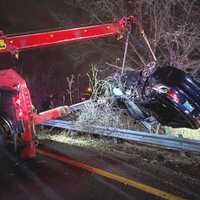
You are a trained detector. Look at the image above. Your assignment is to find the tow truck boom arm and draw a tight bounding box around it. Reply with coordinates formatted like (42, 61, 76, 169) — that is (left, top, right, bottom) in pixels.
(0, 16, 138, 55)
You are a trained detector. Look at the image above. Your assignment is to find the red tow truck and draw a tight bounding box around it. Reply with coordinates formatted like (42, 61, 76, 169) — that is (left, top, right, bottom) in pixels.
(0, 16, 138, 159)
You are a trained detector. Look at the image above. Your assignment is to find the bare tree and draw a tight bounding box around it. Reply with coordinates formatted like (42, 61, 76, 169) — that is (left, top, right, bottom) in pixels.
(66, 74, 75, 104)
(67, 0, 200, 75)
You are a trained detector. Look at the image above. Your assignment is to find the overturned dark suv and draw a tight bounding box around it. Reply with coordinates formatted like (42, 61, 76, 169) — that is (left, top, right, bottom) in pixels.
(110, 66, 200, 129)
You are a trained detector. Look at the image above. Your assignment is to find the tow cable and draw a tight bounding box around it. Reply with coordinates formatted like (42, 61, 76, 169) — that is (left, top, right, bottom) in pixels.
(121, 30, 131, 75)
(121, 19, 157, 76)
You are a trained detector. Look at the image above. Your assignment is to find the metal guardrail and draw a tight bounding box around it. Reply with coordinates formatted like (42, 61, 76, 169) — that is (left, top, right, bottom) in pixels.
(41, 119, 200, 153)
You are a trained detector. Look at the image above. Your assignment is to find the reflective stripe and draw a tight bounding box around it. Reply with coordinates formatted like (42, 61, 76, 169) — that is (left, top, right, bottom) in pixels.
(0, 39, 6, 49)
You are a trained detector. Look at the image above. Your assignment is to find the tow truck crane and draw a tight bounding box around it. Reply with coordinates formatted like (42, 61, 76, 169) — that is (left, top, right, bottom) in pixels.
(0, 16, 140, 159)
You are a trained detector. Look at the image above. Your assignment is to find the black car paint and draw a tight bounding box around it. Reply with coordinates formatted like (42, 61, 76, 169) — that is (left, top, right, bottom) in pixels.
(117, 66, 200, 129)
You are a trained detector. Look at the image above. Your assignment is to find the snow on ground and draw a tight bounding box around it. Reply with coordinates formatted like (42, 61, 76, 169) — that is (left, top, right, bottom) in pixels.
(166, 127, 200, 140)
